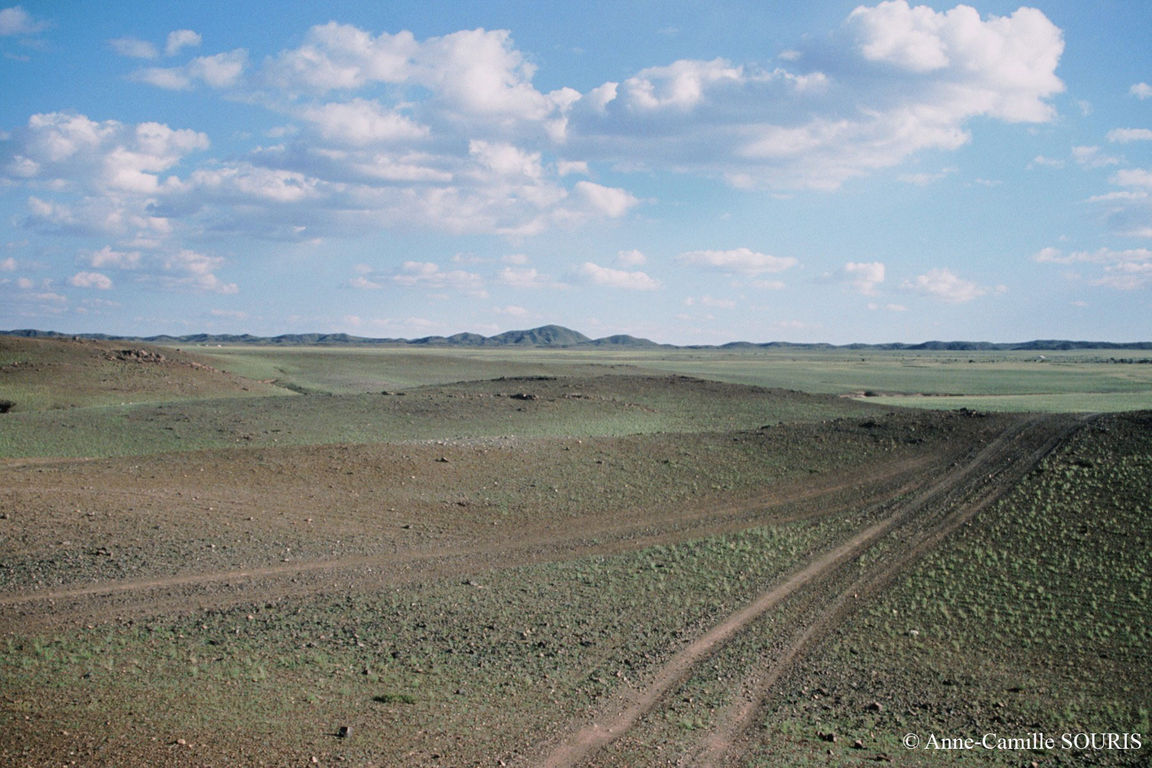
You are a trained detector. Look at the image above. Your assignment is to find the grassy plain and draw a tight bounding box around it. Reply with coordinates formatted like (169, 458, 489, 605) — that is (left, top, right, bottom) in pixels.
(0, 337, 1148, 766)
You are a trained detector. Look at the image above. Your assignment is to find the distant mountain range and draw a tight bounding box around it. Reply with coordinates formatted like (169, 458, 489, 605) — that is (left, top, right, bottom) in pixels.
(3, 325, 1151, 351)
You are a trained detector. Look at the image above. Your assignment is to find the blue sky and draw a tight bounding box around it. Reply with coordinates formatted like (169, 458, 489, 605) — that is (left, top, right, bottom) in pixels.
(1, 0, 1150, 344)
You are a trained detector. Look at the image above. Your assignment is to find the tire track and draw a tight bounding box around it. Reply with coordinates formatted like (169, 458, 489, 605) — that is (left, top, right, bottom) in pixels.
(0, 453, 940, 629)
(687, 415, 1079, 768)
(530, 415, 1075, 768)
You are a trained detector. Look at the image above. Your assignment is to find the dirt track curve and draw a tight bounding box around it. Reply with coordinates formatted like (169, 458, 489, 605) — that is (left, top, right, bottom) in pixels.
(529, 414, 1081, 768)
(0, 453, 938, 631)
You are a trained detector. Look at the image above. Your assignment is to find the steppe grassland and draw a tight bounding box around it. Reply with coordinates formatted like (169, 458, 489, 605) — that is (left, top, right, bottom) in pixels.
(197, 344, 1152, 406)
(1, 339, 1149, 766)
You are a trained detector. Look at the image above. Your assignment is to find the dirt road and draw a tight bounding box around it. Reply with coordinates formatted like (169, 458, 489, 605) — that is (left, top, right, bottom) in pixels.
(529, 415, 1079, 768)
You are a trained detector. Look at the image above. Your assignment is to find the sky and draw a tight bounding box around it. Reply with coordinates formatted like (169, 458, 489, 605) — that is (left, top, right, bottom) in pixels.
(1, 1, 1150, 344)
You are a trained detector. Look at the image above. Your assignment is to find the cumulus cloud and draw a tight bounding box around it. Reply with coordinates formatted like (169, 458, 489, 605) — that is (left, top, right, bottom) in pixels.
(1033, 247, 1152, 290)
(1072, 145, 1120, 169)
(391, 261, 487, 297)
(264, 23, 554, 125)
(574, 182, 638, 218)
(899, 168, 955, 185)
(684, 295, 736, 308)
(165, 29, 201, 57)
(1083, 167, 1152, 238)
(133, 50, 248, 90)
(904, 267, 1001, 303)
(156, 250, 237, 294)
(110, 37, 158, 59)
(616, 249, 646, 266)
(5, 112, 209, 198)
(576, 262, 661, 290)
(679, 247, 797, 275)
(0, 4, 1074, 294)
(499, 266, 557, 289)
(0, 5, 46, 36)
(1112, 169, 1152, 189)
(1130, 83, 1152, 100)
(565, 1, 1064, 189)
(1107, 128, 1152, 143)
(69, 271, 113, 289)
(300, 99, 428, 145)
(843, 261, 885, 294)
(87, 246, 142, 269)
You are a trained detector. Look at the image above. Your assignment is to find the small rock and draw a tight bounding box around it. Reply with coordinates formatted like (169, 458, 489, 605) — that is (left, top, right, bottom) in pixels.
(868, 701, 883, 712)
(820, 732, 836, 743)
(337, 725, 350, 738)
(853, 739, 865, 749)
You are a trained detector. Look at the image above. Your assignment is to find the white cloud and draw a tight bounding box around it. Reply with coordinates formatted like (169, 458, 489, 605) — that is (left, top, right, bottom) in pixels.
(499, 267, 556, 289)
(1130, 83, 1152, 100)
(159, 250, 238, 294)
(0, 6, 47, 36)
(1093, 262, 1152, 290)
(184, 163, 318, 203)
(898, 169, 954, 186)
(616, 249, 646, 266)
(1076, 247, 1148, 264)
(849, 1, 951, 72)
(110, 37, 158, 59)
(843, 261, 885, 295)
(0, 256, 16, 271)
(493, 304, 529, 317)
(867, 302, 908, 311)
(904, 267, 1000, 303)
(347, 275, 382, 289)
(573, 182, 638, 218)
(133, 50, 247, 90)
(568, 1, 1063, 190)
(189, 50, 247, 87)
(6, 112, 209, 198)
(165, 29, 202, 57)
(1029, 155, 1065, 169)
(69, 271, 113, 290)
(684, 295, 736, 308)
(1107, 128, 1152, 144)
(130, 67, 191, 90)
(1039, 247, 1152, 290)
(469, 140, 543, 179)
(1072, 145, 1120, 169)
(556, 160, 589, 176)
(576, 262, 661, 291)
(621, 58, 744, 111)
(265, 23, 551, 124)
(391, 261, 487, 297)
(1112, 169, 1152, 189)
(679, 247, 797, 275)
(87, 246, 141, 269)
(0, 6, 1075, 268)
(301, 99, 428, 145)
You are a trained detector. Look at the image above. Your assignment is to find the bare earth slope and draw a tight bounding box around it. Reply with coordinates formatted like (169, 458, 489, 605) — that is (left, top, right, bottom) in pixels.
(0, 336, 283, 411)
